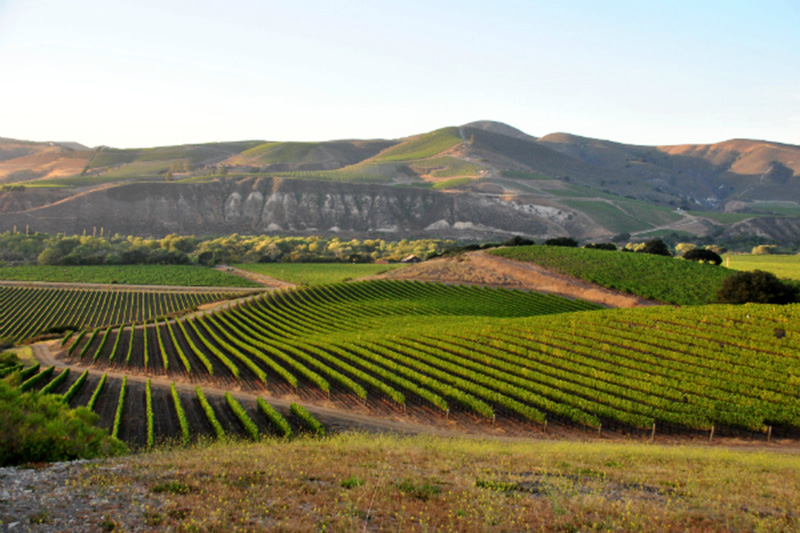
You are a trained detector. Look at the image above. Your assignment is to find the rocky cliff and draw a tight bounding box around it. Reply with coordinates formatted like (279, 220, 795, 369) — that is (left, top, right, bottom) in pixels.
(0, 177, 566, 239)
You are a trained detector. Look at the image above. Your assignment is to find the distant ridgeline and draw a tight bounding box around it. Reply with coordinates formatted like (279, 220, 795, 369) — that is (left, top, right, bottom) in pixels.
(3, 123, 800, 242)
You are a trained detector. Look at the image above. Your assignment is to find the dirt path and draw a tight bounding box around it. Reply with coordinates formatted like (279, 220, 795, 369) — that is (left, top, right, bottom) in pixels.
(215, 264, 297, 289)
(378, 250, 654, 308)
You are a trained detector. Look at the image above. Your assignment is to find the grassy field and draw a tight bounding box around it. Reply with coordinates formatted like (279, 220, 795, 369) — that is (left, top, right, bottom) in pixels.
(491, 245, 734, 305)
(409, 156, 484, 179)
(28, 432, 800, 531)
(725, 253, 800, 281)
(432, 177, 474, 190)
(0, 265, 260, 287)
(232, 262, 404, 285)
(273, 162, 402, 183)
(374, 127, 463, 162)
(561, 200, 654, 233)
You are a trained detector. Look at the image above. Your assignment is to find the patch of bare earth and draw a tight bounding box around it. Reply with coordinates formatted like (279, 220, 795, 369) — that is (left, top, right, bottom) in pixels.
(376, 250, 654, 308)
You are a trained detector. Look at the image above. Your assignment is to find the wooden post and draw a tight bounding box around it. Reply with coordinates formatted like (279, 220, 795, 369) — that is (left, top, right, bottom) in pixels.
(650, 423, 656, 441)
(709, 425, 715, 441)
(767, 426, 773, 442)
(598, 424, 602, 434)
(543, 419, 547, 433)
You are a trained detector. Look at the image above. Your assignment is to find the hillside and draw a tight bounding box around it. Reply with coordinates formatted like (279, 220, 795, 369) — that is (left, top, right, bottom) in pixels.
(2, 123, 800, 242)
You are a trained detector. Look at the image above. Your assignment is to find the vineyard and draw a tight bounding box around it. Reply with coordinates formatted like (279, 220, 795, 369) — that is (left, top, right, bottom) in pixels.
(0, 264, 260, 287)
(13, 365, 326, 447)
(373, 127, 463, 162)
(491, 245, 734, 305)
(0, 285, 248, 341)
(37, 278, 800, 445)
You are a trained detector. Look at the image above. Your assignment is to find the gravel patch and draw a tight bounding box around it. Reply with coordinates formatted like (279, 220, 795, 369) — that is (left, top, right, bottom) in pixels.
(0, 459, 162, 532)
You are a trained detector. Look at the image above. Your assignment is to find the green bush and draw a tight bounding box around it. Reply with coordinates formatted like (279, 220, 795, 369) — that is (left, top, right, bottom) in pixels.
(716, 270, 799, 304)
(0, 381, 127, 466)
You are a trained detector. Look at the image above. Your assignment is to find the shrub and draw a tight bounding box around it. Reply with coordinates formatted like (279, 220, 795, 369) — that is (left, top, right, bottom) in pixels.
(544, 237, 578, 247)
(0, 381, 127, 466)
(752, 244, 776, 255)
(716, 270, 799, 304)
(683, 249, 722, 265)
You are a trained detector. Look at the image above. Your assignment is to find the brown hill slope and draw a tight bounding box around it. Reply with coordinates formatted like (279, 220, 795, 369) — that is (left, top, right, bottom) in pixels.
(0, 138, 93, 182)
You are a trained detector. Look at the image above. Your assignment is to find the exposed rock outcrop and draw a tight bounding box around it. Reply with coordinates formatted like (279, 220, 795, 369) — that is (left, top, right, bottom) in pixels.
(0, 177, 567, 239)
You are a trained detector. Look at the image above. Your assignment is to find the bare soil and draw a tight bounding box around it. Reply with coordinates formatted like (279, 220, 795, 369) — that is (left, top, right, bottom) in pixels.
(375, 250, 655, 308)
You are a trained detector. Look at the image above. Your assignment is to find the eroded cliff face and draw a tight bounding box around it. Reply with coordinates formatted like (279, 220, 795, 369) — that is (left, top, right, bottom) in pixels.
(0, 177, 570, 238)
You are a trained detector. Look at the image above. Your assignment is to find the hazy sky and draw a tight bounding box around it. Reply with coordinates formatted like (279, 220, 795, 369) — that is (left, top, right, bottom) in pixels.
(1, 0, 798, 148)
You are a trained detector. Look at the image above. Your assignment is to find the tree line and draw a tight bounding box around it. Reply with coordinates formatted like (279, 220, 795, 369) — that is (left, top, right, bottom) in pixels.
(0, 232, 460, 266)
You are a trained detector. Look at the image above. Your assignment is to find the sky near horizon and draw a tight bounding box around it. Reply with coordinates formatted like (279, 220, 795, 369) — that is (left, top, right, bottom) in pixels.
(1, 0, 798, 148)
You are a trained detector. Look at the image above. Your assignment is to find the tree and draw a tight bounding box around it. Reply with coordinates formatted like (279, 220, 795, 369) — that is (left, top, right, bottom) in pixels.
(752, 244, 777, 255)
(683, 249, 722, 265)
(544, 237, 578, 247)
(502, 235, 535, 247)
(716, 270, 798, 304)
(675, 243, 697, 256)
(638, 239, 671, 256)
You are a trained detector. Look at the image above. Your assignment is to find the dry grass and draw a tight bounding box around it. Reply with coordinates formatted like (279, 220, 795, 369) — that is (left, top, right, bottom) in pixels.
(58, 432, 800, 531)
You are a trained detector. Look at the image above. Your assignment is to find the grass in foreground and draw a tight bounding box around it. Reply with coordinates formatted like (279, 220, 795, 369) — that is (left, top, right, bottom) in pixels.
(18, 432, 800, 531)
(0, 265, 259, 287)
(232, 262, 404, 286)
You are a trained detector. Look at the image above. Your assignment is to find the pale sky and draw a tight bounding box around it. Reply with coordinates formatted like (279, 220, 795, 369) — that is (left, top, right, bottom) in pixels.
(1, 0, 799, 148)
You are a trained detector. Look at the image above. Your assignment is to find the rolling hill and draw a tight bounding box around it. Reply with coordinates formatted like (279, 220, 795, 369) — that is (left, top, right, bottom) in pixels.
(2, 122, 799, 242)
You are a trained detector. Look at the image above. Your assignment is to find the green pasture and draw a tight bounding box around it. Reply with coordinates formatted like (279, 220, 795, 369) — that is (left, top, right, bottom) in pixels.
(724, 253, 800, 281)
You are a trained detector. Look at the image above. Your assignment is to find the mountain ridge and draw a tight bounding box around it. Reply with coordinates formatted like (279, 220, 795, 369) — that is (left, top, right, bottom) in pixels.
(1, 121, 799, 243)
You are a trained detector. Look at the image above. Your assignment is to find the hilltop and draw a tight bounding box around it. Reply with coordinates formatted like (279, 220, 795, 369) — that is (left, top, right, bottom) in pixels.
(2, 122, 800, 242)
